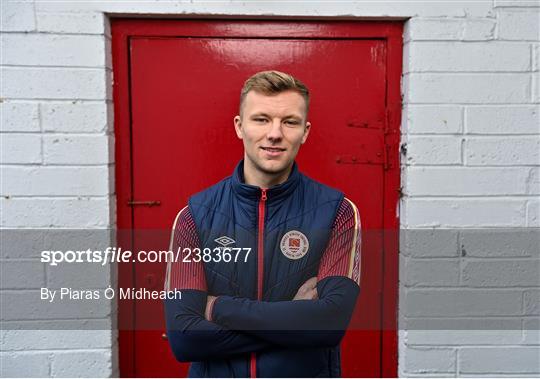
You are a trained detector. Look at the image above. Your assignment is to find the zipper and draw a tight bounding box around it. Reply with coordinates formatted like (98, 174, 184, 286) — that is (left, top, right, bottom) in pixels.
(257, 188, 267, 299)
(251, 187, 267, 378)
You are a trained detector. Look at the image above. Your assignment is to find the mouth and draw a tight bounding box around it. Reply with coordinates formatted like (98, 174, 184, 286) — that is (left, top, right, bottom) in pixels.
(260, 146, 286, 157)
(260, 147, 286, 153)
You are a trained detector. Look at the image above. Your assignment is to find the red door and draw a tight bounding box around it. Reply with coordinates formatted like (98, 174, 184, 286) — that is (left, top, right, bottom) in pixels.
(112, 19, 402, 378)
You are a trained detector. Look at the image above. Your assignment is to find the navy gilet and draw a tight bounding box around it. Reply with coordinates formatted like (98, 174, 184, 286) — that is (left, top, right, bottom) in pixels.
(188, 159, 344, 302)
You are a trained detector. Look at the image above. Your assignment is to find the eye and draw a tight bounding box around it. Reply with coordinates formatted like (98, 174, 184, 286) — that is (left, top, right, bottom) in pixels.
(284, 120, 300, 126)
(254, 118, 267, 123)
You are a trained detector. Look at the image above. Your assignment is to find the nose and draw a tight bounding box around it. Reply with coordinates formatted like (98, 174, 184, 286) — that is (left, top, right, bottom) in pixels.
(267, 119, 284, 142)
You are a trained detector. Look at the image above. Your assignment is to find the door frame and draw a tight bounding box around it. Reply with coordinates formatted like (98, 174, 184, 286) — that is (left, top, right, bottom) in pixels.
(111, 18, 402, 377)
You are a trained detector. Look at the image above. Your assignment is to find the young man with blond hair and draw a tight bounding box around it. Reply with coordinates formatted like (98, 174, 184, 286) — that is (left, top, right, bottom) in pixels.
(164, 70, 361, 377)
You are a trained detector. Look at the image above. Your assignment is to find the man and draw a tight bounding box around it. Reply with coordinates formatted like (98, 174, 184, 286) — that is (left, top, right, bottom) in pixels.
(164, 70, 361, 377)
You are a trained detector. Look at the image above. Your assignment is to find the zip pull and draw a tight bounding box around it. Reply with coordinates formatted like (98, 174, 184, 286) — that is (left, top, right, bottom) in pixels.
(261, 188, 267, 201)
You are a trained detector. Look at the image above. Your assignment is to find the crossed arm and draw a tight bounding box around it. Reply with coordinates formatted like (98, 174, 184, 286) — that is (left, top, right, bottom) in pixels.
(164, 198, 361, 362)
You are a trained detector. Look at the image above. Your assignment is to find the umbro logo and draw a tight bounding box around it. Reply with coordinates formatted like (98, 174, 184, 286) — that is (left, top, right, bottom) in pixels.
(214, 236, 236, 247)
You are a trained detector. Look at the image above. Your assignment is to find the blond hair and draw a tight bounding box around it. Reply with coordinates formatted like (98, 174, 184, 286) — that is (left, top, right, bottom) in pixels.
(239, 70, 310, 117)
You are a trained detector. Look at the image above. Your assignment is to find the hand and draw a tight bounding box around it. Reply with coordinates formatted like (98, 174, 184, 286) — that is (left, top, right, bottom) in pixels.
(293, 277, 318, 300)
(205, 295, 217, 321)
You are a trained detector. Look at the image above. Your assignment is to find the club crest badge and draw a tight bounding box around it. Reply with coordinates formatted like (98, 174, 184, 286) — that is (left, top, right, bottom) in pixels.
(280, 230, 309, 260)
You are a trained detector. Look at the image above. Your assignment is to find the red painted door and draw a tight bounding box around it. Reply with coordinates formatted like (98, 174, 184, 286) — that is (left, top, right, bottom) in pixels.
(112, 20, 402, 378)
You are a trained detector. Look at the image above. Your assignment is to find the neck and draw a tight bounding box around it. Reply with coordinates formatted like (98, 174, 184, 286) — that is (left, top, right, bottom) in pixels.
(243, 158, 293, 189)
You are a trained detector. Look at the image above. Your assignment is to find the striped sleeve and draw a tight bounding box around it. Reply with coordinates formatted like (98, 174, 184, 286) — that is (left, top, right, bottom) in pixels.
(164, 205, 207, 292)
(317, 197, 361, 286)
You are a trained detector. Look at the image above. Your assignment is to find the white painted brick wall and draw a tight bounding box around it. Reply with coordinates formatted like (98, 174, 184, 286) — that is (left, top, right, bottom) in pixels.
(400, 2, 540, 377)
(1, 0, 539, 378)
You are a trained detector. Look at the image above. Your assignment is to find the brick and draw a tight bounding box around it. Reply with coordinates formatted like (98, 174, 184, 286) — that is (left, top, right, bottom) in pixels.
(1, 166, 110, 196)
(405, 18, 496, 41)
(105, 36, 113, 70)
(533, 73, 540, 103)
(466, 106, 539, 134)
(404, 258, 460, 286)
(460, 229, 540, 258)
(405, 18, 462, 41)
(0, 261, 45, 289)
(406, 136, 462, 165)
(0, 318, 112, 331)
(51, 350, 111, 377)
(0, 290, 111, 320)
(523, 319, 540, 344)
(1, 34, 107, 67)
(525, 167, 538, 195)
(495, 0, 540, 6)
(407, 42, 530, 72)
(1, 67, 108, 100)
(465, 137, 540, 166)
(41, 229, 112, 254)
(404, 289, 523, 317)
(36, 11, 109, 35)
(0, 229, 46, 260)
(0, 330, 112, 351)
(523, 289, 540, 315)
(462, 19, 497, 41)
(404, 347, 456, 374)
(405, 73, 530, 103)
(406, 324, 523, 345)
(404, 199, 526, 227)
(0, 198, 111, 228)
(405, 105, 462, 134)
(41, 102, 108, 133)
(43, 135, 113, 165)
(0, 352, 50, 377)
(400, 229, 459, 258)
(0, 1, 35, 32)
(0, 102, 40, 132)
(459, 347, 540, 374)
(527, 200, 539, 227)
(462, 259, 540, 287)
(0, 134, 42, 164)
(406, 167, 538, 196)
(498, 11, 540, 40)
(533, 44, 540, 71)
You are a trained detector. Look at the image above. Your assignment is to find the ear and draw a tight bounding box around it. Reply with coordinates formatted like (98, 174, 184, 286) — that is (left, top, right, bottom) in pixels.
(301, 121, 311, 144)
(234, 115, 243, 139)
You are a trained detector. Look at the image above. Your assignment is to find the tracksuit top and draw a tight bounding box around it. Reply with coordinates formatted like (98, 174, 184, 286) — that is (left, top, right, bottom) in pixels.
(164, 159, 361, 378)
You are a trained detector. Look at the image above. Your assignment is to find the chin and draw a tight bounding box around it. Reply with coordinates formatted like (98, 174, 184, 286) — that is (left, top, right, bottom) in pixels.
(259, 160, 290, 174)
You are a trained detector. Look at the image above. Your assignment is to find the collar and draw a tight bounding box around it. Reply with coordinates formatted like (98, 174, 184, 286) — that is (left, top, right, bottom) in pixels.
(231, 158, 301, 203)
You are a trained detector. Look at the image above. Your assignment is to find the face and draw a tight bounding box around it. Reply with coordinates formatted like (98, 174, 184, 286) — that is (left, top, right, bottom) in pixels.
(234, 90, 311, 179)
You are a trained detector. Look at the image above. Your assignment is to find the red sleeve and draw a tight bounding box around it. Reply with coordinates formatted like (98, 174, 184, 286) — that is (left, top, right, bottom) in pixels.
(164, 205, 207, 291)
(317, 197, 361, 286)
